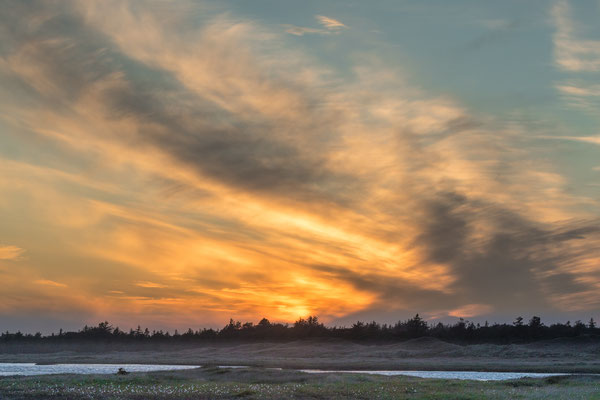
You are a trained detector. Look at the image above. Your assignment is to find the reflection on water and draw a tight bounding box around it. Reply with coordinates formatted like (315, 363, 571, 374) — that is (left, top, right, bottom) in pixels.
(300, 369, 570, 381)
(0, 363, 199, 376)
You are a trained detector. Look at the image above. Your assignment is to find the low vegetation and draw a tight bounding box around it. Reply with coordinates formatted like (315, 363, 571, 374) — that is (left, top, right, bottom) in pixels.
(1, 367, 599, 399)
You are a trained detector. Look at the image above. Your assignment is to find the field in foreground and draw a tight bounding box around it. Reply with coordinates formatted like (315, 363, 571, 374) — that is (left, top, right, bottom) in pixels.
(2, 337, 600, 373)
(1, 367, 599, 399)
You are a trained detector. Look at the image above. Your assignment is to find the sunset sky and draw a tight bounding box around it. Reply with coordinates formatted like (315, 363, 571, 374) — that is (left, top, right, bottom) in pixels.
(1, 0, 599, 333)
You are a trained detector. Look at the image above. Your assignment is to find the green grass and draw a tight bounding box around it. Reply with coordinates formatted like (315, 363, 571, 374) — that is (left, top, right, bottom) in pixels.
(3, 338, 600, 373)
(1, 367, 599, 399)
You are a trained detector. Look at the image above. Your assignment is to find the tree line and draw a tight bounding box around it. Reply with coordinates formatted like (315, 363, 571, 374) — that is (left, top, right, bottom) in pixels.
(1, 315, 598, 344)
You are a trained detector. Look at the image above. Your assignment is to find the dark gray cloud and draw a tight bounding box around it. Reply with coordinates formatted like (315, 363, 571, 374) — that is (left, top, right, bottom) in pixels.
(414, 192, 600, 312)
(1, 0, 599, 328)
(0, 1, 357, 205)
(311, 264, 452, 310)
(309, 190, 600, 320)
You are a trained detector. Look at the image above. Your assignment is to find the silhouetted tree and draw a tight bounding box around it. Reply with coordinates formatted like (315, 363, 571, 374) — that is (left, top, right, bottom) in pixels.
(405, 314, 428, 338)
(2, 315, 600, 345)
(257, 318, 271, 328)
(574, 320, 586, 335)
(528, 316, 543, 339)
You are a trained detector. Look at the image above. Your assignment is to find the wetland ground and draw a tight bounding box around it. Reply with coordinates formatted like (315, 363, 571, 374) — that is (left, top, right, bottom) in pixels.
(1, 337, 599, 398)
(0, 366, 599, 399)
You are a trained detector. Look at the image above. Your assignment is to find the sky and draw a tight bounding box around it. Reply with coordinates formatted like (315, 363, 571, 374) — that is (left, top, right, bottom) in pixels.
(0, 0, 599, 333)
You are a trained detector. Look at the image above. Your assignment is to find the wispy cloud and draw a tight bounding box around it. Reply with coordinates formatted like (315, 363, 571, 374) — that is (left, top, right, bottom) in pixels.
(551, 1, 600, 112)
(552, 1, 600, 72)
(34, 279, 68, 288)
(543, 135, 600, 145)
(284, 25, 329, 36)
(448, 304, 493, 318)
(315, 15, 347, 30)
(0, 0, 598, 329)
(0, 245, 24, 260)
(556, 84, 600, 97)
(136, 281, 168, 289)
(284, 15, 347, 36)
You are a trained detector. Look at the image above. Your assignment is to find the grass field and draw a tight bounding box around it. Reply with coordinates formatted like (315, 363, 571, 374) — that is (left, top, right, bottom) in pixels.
(2, 337, 600, 373)
(2, 337, 600, 398)
(1, 367, 599, 399)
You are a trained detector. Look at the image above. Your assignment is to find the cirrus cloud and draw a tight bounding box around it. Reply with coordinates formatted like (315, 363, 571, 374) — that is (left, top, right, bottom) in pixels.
(0, 245, 24, 261)
(0, 0, 598, 331)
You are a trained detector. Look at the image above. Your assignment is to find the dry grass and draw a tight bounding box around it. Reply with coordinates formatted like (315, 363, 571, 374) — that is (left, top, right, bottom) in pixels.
(2, 337, 600, 373)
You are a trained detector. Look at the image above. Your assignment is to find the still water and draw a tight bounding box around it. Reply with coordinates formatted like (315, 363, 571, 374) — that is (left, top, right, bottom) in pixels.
(0, 363, 575, 381)
(300, 369, 570, 381)
(0, 363, 199, 376)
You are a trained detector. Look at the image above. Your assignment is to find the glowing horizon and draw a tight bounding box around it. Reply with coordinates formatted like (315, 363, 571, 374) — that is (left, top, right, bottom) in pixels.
(0, 0, 599, 333)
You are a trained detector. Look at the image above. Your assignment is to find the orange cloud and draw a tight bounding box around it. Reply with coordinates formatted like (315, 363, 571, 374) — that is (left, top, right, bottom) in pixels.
(135, 281, 168, 289)
(449, 304, 493, 318)
(34, 279, 68, 288)
(0, 245, 24, 260)
(0, 0, 598, 331)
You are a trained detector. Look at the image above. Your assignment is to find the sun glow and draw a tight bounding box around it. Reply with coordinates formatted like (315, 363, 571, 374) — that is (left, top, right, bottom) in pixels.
(0, 0, 599, 332)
